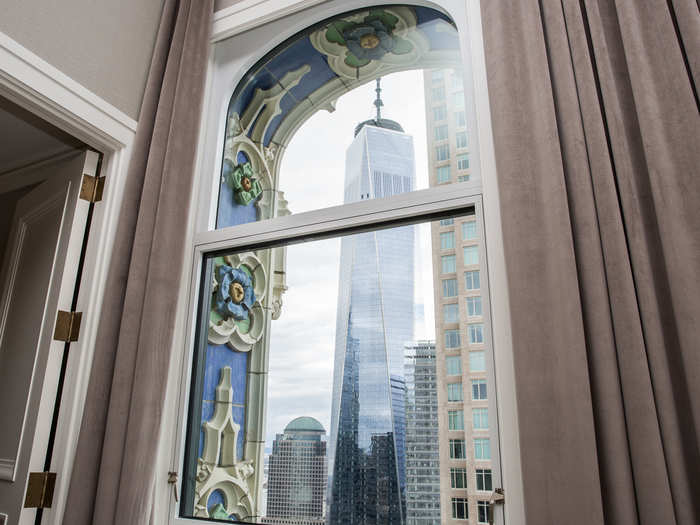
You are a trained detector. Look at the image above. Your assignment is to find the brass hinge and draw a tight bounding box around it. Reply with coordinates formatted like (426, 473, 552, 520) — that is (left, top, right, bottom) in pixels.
(24, 472, 56, 508)
(53, 310, 82, 342)
(79, 174, 105, 202)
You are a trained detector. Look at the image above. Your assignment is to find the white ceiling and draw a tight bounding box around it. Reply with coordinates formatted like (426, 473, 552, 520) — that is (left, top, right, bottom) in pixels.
(0, 96, 84, 177)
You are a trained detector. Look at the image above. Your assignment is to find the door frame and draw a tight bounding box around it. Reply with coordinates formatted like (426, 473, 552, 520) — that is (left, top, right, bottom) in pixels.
(0, 31, 137, 525)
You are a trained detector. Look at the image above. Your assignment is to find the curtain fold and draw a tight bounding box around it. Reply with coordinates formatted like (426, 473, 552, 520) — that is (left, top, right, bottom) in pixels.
(480, 1, 699, 524)
(63, 0, 213, 523)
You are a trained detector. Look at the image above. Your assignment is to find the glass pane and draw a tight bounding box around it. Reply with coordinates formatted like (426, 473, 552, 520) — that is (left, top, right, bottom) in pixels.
(215, 5, 470, 230)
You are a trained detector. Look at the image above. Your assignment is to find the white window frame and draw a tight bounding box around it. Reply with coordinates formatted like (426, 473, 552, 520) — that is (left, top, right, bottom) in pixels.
(162, 2, 524, 525)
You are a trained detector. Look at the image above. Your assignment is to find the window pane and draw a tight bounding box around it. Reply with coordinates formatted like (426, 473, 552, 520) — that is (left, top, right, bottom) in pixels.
(445, 329, 461, 348)
(457, 153, 470, 170)
(462, 220, 477, 240)
(472, 379, 487, 400)
(452, 498, 468, 519)
(476, 469, 493, 491)
(441, 231, 455, 249)
(447, 382, 463, 402)
(464, 245, 479, 265)
(436, 143, 450, 161)
(469, 351, 486, 372)
(448, 410, 464, 430)
(435, 124, 448, 140)
(437, 165, 451, 183)
(452, 91, 465, 109)
(450, 467, 467, 488)
(433, 105, 447, 121)
(449, 439, 466, 459)
(456, 131, 468, 149)
(456, 110, 466, 127)
(473, 407, 488, 429)
(440, 217, 454, 226)
(432, 86, 446, 101)
(474, 438, 491, 460)
(444, 303, 459, 323)
(465, 270, 481, 290)
(442, 278, 458, 297)
(431, 70, 443, 83)
(478, 501, 490, 523)
(467, 296, 482, 317)
(441, 254, 456, 273)
(468, 323, 484, 344)
(446, 356, 462, 376)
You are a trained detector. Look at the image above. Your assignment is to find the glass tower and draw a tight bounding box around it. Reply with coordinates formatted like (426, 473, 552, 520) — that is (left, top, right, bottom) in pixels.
(328, 81, 416, 525)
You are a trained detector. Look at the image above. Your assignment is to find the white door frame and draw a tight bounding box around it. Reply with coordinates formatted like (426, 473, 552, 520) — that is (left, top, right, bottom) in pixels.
(0, 31, 137, 525)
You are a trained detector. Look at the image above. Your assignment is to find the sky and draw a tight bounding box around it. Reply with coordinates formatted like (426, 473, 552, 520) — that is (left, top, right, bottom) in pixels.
(264, 70, 437, 444)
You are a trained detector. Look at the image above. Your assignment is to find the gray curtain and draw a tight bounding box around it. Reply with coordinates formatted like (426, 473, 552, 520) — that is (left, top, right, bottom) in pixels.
(63, 0, 213, 523)
(480, 1, 699, 524)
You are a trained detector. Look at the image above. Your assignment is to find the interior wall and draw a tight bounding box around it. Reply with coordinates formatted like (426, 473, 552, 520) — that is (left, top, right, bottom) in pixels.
(0, 0, 166, 120)
(0, 186, 35, 260)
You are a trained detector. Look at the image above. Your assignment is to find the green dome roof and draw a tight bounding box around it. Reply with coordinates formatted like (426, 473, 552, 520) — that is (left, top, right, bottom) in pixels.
(284, 416, 325, 433)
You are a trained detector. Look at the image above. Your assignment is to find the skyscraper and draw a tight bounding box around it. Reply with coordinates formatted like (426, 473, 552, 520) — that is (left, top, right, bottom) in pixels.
(328, 80, 416, 524)
(265, 417, 327, 524)
(404, 341, 441, 524)
(424, 68, 493, 524)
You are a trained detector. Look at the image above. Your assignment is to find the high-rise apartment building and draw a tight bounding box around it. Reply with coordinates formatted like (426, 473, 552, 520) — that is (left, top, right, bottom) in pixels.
(424, 69, 493, 524)
(265, 417, 327, 524)
(404, 341, 441, 525)
(328, 81, 415, 524)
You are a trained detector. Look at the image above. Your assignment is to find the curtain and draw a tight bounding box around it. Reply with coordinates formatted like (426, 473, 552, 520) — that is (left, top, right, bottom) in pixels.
(63, 0, 213, 523)
(480, 1, 699, 524)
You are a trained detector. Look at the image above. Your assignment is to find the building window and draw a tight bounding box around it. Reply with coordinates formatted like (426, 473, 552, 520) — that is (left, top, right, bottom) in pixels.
(457, 153, 470, 170)
(476, 469, 493, 491)
(445, 329, 461, 348)
(431, 69, 443, 83)
(456, 131, 468, 148)
(457, 175, 470, 182)
(477, 501, 490, 524)
(472, 379, 487, 400)
(466, 296, 482, 317)
(448, 410, 464, 430)
(474, 438, 491, 460)
(447, 382, 463, 402)
(473, 407, 489, 429)
(449, 439, 466, 459)
(465, 270, 480, 290)
(432, 86, 446, 101)
(434, 124, 448, 141)
(441, 231, 455, 249)
(446, 356, 462, 376)
(462, 220, 477, 240)
(451, 72, 463, 90)
(469, 351, 486, 372)
(442, 278, 458, 297)
(452, 91, 465, 109)
(433, 105, 447, 121)
(442, 254, 457, 273)
(450, 467, 468, 489)
(440, 218, 454, 226)
(436, 143, 450, 161)
(468, 323, 484, 344)
(437, 165, 451, 183)
(456, 110, 466, 127)
(444, 303, 459, 323)
(463, 245, 479, 265)
(452, 498, 469, 520)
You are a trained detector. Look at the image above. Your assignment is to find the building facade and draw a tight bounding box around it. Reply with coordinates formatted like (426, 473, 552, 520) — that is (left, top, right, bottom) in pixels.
(327, 89, 416, 524)
(404, 341, 441, 525)
(265, 417, 327, 523)
(424, 69, 493, 524)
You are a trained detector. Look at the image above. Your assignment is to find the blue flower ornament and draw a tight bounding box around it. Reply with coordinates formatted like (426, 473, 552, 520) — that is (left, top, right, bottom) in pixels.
(214, 265, 256, 321)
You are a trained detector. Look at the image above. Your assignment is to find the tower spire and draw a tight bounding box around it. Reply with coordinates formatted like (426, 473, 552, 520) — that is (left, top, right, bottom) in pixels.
(374, 77, 383, 121)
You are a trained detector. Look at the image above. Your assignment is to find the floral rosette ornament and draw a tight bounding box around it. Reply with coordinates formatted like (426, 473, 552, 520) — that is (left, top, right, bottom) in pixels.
(223, 159, 263, 206)
(209, 253, 267, 351)
(326, 9, 413, 68)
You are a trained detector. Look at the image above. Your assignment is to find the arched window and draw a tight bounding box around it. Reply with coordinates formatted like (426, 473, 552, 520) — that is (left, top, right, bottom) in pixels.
(173, 3, 505, 524)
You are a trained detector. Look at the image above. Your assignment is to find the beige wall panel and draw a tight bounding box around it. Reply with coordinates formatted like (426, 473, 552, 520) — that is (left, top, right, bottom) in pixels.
(0, 0, 165, 119)
(214, 0, 244, 12)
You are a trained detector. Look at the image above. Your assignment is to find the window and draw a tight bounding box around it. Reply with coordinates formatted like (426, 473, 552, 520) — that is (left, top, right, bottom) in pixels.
(458, 175, 470, 182)
(467, 296, 482, 317)
(473, 407, 489, 429)
(446, 356, 462, 376)
(436, 143, 450, 161)
(456, 131, 468, 148)
(441, 231, 455, 249)
(448, 410, 464, 430)
(474, 438, 491, 460)
(437, 165, 451, 183)
(432, 86, 446, 100)
(452, 72, 463, 90)
(464, 245, 479, 265)
(469, 323, 484, 344)
(477, 501, 490, 524)
(452, 498, 469, 520)
(458, 153, 470, 170)
(470, 351, 486, 372)
(449, 439, 466, 459)
(433, 105, 447, 121)
(450, 467, 468, 489)
(462, 220, 477, 240)
(431, 70, 443, 83)
(443, 278, 458, 297)
(445, 329, 461, 348)
(465, 270, 481, 290)
(472, 379, 487, 400)
(442, 254, 456, 273)
(476, 469, 493, 491)
(453, 91, 465, 109)
(447, 382, 463, 402)
(435, 124, 448, 141)
(440, 218, 454, 226)
(456, 110, 466, 126)
(444, 303, 459, 323)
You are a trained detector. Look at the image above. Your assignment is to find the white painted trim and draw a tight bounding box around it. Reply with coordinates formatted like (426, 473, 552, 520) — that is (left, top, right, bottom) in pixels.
(0, 459, 15, 481)
(0, 30, 137, 149)
(212, 0, 327, 42)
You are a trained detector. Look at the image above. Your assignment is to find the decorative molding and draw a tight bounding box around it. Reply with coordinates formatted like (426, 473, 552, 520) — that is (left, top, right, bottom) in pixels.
(0, 30, 137, 149)
(0, 458, 15, 481)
